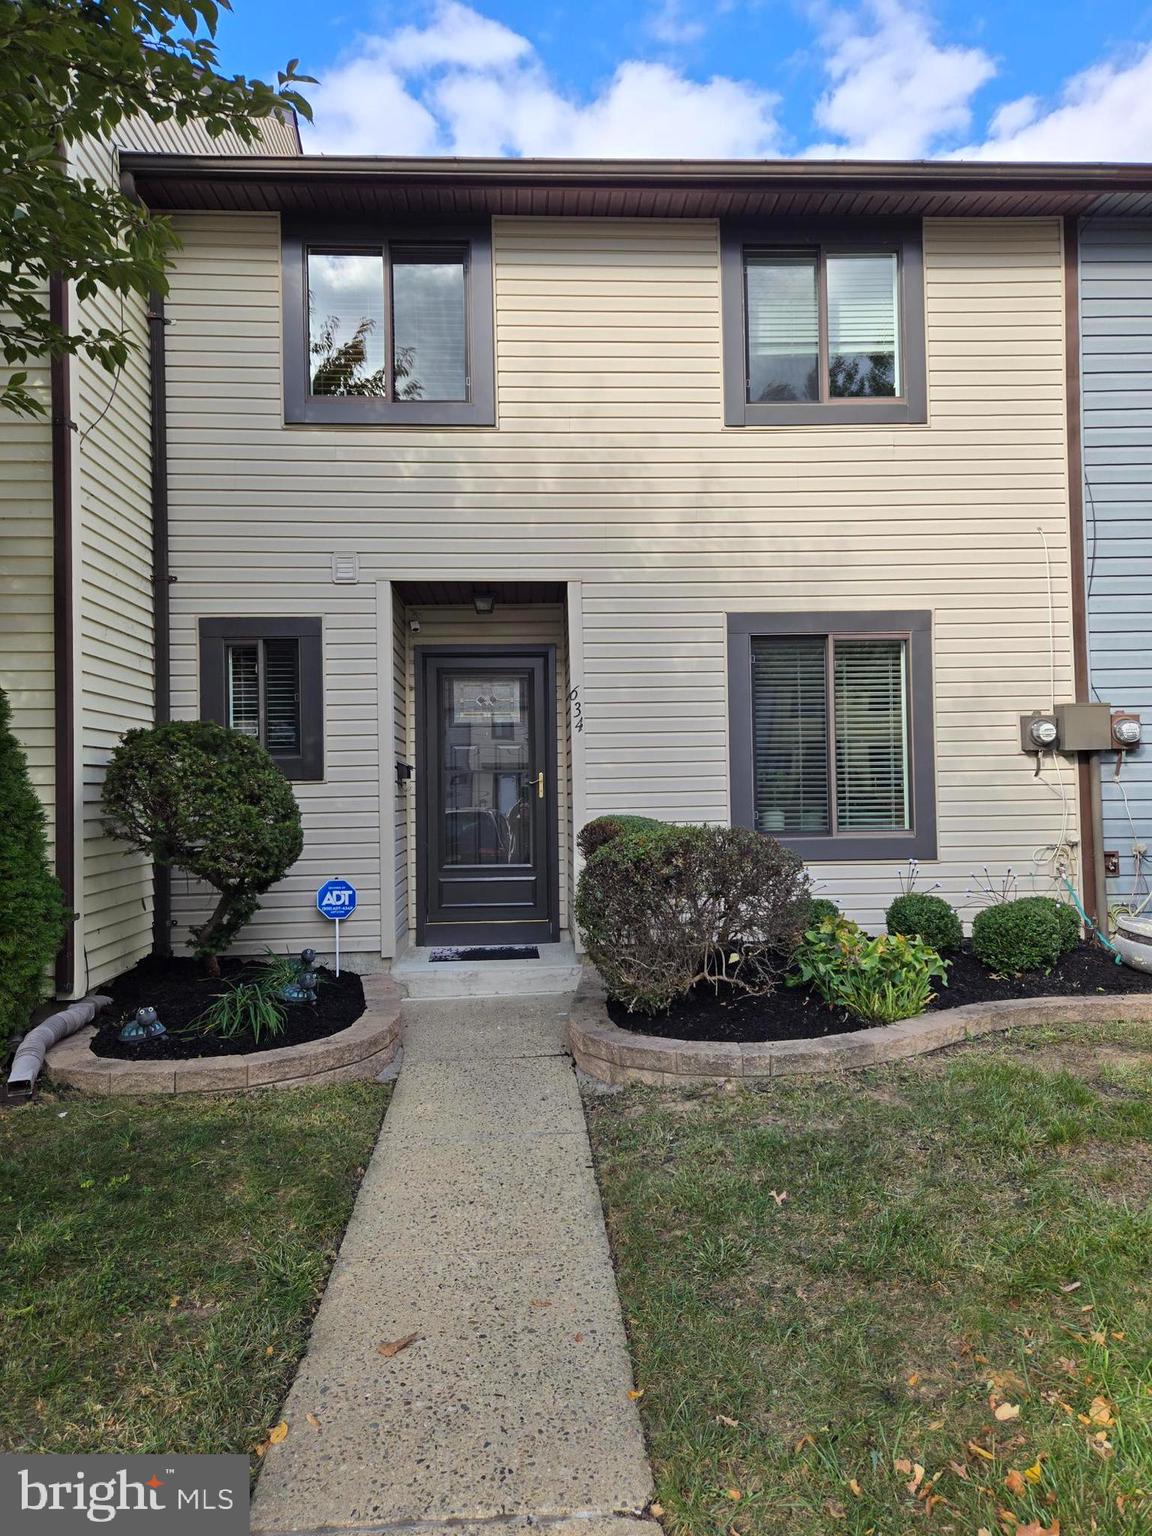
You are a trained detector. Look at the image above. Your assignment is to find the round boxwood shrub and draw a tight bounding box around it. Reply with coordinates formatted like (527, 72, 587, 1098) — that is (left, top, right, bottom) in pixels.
(971, 895, 1081, 975)
(805, 897, 841, 928)
(575, 822, 810, 1013)
(0, 687, 69, 1047)
(577, 814, 669, 860)
(102, 721, 303, 972)
(886, 892, 963, 953)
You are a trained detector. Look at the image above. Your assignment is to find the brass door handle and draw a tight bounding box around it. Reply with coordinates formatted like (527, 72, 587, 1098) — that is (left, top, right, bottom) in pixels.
(535, 771, 545, 800)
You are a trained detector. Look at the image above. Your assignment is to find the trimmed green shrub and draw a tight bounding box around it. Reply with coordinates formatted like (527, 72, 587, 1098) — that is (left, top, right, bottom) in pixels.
(575, 823, 810, 1013)
(886, 892, 963, 953)
(805, 897, 841, 928)
(102, 721, 303, 972)
(0, 687, 69, 1047)
(971, 895, 1081, 975)
(577, 814, 669, 860)
(790, 916, 949, 1024)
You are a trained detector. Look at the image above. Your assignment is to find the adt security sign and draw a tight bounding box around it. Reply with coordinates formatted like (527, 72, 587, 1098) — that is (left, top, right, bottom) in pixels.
(317, 878, 357, 974)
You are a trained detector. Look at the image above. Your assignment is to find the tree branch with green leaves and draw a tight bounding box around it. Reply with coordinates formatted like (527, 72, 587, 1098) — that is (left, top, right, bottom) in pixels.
(0, 0, 314, 415)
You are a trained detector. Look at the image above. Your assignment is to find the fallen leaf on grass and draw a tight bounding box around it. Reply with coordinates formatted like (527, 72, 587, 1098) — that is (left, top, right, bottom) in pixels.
(716, 1414, 740, 1428)
(948, 1461, 969, 1480)
(848, 1478, 862, 1497)
(968, 1442, 996, 1462)
(268, 1421, 288, 1445)
(995, 1402, 1021, 1421)
(628, 1388, 644, 1401)
(377, 1332, 420, 1358)
(894, 1458, 913, 1476)
(1059, 1281, 1082, 1293)
(264, 1346, 274, 1356)
(825, 1502, 846, 1519)
(649, 1503, 664, 1518)
(904, 1463, 926, 1495)
(907, 1372, 920, 1387)
(769, 1190, 788, 1206)
(794, 1433, 815, 1452)
(305, 1413, 321, 1430)
(1080, 1396, 1115, 1427)
(726, 1488, 742, 1501)
(1005, 1469, 1028, 1496)
(1016, 1523, 1060, 1536)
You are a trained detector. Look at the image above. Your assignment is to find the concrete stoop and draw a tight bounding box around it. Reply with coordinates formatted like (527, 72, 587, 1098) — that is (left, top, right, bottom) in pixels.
(390, 938, 583, 1000)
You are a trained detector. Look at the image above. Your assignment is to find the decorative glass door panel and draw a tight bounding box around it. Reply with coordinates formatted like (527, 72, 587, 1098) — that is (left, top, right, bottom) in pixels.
(419, 652, 556, 943)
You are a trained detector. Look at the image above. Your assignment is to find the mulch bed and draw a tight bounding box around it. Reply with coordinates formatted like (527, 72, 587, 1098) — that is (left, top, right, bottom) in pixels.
(91, 955, 366, 1061)
(606, 943, 1152, 1045)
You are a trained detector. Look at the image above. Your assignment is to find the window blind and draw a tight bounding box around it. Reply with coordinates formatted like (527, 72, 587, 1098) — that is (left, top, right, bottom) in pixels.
(225, 645, 260, 738)
(833, 637, 910, 832)
(827, 253, 900, 397)
(392, 249, 468, 402)
(744, 254, 820, 403)
(263, 639, 302, 756)
(751, 636, 830, 833)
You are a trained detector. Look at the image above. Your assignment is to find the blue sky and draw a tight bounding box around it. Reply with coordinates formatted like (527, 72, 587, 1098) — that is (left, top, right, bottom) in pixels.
(210, 0, 1152, 158)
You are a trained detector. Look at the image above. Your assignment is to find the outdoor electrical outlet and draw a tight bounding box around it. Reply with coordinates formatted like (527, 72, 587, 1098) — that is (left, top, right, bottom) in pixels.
(1105, 850, 1121, 877)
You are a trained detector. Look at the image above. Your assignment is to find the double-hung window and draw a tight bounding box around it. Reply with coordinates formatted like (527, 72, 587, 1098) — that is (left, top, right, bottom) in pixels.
(282, 221, 495, 426)
(721, 221, 926, 426)
(728, 612, 936, 860)
(199, 618, 324, 781)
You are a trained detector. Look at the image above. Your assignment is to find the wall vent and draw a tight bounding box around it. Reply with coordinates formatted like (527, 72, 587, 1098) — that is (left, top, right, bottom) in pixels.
(331, 553, 360, 584)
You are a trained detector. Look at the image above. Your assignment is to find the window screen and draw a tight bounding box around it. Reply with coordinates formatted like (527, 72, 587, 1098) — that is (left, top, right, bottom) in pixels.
(745, 255, 820, 404)
(827, 253, 899, 398)
(392, 248, 468, 401)
(751, 633, 911, 837)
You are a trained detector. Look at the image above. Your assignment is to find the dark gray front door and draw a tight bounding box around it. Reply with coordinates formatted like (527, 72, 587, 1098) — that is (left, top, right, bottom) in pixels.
(417, 649, 558, 945)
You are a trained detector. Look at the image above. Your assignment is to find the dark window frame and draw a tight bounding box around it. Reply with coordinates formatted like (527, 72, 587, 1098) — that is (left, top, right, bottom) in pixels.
(199, 617, 324, 782)
(721, 219, 927, 427)
(727, 610, 937, 861)
(282, 218, 495, 427)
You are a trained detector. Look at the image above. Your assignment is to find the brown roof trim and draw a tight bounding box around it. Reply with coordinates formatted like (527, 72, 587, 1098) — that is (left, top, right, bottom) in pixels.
(121, 153, 1152, 219)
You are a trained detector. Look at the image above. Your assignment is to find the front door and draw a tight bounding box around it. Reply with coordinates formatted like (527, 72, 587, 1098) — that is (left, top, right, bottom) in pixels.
(417, 649, 558, 945)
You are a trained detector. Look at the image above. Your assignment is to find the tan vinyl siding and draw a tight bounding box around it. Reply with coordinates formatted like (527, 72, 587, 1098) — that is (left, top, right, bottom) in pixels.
(0, 335, 54, 828)
(162, 212, 1077, 941)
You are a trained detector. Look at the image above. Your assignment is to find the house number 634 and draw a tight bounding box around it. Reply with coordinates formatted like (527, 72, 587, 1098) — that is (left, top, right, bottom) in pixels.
(569, 686, 585, 733)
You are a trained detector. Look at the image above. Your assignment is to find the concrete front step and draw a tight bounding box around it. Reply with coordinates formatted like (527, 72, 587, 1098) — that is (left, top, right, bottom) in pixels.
(391, 939, 582, 1000)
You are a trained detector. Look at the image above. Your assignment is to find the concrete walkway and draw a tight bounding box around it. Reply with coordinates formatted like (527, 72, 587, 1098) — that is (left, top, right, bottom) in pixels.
(252, 995, 654, 1536)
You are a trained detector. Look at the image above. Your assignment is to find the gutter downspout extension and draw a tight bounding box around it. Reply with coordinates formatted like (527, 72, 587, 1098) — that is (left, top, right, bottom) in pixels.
(49, 273, 76, 996)
(1063, 215, 1108, 933)
(148, 291, 173, 957)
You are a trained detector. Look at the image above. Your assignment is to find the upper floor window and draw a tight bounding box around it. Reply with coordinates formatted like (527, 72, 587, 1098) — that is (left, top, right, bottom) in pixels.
(282, 222, 495, 426)
(721, 221, 926, 427)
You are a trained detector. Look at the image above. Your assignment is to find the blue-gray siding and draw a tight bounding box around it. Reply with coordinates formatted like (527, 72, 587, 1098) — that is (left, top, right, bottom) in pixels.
(1080, 219, 1152, 906)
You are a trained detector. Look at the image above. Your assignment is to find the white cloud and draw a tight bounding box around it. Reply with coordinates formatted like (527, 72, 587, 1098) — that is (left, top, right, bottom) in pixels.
(958, 45, 1152, 160)
(304, 0, 782, 158)
(647, 0, 707, 47)
(807, 0, 995, 158)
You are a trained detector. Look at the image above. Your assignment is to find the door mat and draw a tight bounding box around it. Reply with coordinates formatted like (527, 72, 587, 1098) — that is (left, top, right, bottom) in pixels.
(429, 946, 541, 962)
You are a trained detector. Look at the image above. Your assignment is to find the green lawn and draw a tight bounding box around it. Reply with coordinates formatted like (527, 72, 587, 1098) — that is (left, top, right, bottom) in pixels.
(0, 1083, 387, 1460)
(586, 1021, 1152, 1536)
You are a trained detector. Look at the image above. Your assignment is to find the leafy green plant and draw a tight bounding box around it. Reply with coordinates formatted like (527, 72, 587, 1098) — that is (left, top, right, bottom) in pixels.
(194, 956, 307, 1043)
(101, 721, 303, 973)
(0, 687, 70, 1047)
(806, 897, 841, 927)
(576, 814, 669, 860)
(885, 892, 963, 953)
(972, 895, 1081, 975)
(575, 822, 811, 1013)
(790, 916, 949, 1024)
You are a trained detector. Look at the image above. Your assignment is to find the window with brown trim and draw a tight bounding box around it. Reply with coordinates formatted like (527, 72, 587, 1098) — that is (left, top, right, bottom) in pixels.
(282, 220, 495, 426)
(727, 611, 936, 860)
(199, 618, 324, 781)
(721, 221, 927, 427)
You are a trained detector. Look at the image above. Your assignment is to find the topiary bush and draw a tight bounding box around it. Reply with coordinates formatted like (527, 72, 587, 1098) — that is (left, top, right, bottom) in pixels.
(886, 892, 963, 953)
(0, 687, 70, 1047)
(576, 814, 669, 860)
(575, 822, 810, 1013)
(102, 721, 303, 973)
(971, 895, 1081, 975)
(805, 897, 841, 928)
